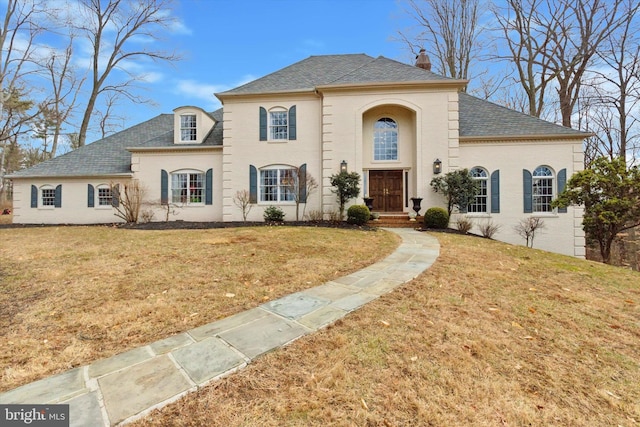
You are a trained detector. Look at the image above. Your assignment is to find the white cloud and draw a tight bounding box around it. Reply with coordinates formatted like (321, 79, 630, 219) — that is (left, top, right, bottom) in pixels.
(175, 79, 222, 109)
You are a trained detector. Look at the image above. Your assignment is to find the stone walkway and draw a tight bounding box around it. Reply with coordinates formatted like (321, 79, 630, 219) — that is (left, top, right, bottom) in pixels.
(0, 228, 440, 426)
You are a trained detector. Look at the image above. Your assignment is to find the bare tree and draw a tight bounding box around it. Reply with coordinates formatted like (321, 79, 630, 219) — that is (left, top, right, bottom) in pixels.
(399, 0, 482, 84)
(233, 189, 253, 222)
(74, 0, 180, 147)
(494, 0, 630, 127)
(581, 0, 640, 165)
(41, 37, 84, 158)
(514, 217, 546, 248)
(493, 0, 564, 118)
(0, 0, 46, 200)
(285, 167, 319, 221)
(112, 180, 145, 223)
(96, 93, 125, 139)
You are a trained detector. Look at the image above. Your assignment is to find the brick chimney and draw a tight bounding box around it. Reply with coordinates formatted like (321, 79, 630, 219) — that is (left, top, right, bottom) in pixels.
(415, 48, 431, 71)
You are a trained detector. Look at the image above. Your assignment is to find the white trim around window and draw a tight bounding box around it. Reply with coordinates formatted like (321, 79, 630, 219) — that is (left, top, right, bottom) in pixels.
(532, 165, 554, 213)
(373, 117, 399, 161)
(269, 107, 289, 141)
(171, 170, 205, 205)
(40, 185, 56, 208)
(96, 184, 113, 208)
(180, 114, 197, 142)
(259, 166, 296, 203)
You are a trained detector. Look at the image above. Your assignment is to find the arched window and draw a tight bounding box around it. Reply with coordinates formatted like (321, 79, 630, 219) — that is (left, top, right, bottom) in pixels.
(468, 167, 488, 213)
(373, 118, 398, 161)
(532, 166, 554, 212)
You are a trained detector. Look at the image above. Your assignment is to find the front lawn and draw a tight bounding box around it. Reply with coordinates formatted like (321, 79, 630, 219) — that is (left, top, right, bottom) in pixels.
(133, 232, 640, 427)
(0, 226, 399, 392)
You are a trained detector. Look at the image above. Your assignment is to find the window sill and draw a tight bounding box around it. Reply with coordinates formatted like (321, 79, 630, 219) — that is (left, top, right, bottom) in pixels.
(38, 206, 55, 210)
(258, 202, 295, 206)
(464, 213, 491, 218)
(530, 212, 559, 218)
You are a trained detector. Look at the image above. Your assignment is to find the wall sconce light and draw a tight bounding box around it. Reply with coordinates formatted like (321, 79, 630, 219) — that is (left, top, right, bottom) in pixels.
(340, 160, 348, 173)
(433, 158, 442, 174)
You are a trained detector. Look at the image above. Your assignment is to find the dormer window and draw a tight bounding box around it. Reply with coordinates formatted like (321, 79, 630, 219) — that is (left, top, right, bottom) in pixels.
(180, 114, 197, 142)
(173, 106, 215, 145)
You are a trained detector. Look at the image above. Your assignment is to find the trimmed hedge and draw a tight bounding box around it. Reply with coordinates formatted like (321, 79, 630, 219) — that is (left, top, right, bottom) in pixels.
(424, 207, 449, 229)
(346, 205, 370, 225)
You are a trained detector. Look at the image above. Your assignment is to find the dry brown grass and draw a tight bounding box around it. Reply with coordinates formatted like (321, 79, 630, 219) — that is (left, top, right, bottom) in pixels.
(133, 233, 640, 427)
(0, 226, 399, 392)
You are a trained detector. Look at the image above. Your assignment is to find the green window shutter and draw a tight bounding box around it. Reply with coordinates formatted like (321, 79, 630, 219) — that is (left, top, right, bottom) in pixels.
(557, 168, 567, 213)
(205, 168, 213, 205)
(161, 169, 168, 205)
(289, 105, 297, 140)
(54, 185, 62, 208)
(523, 169, 532, 213)
(490, 170, 500, 213)
(31, 185, 38, 208)
(259, 107, 267, 141)
(88, 184, 95, 208)
(249, 165, 257, 203)
(299, 163, 307, 202)
(112, 184, 120, 208)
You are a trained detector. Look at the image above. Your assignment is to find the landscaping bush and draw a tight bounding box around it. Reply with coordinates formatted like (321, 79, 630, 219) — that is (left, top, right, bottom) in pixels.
(456, 216, 473, 233)
(263, 206, 285, 222)
(424, 207, 449, 229)
(346, 205, 370, 225)
(479, 220, 501, 239)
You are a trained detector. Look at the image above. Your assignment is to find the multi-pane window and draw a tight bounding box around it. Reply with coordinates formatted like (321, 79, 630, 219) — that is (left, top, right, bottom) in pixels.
(180, 115, 197, 141)
(374, 118, 398, 161)
(269, 110, 288, 140)
(260, 168, 295, 202)
(533, 166, 554, 212)
(41, 188, 56, 206)
(468, 167, 488, 213)
(172, 172, 204, 204)
(97, 186, 112, 206)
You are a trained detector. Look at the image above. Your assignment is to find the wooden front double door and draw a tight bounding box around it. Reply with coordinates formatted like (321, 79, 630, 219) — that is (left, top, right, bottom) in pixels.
(369, 170, 403, 212)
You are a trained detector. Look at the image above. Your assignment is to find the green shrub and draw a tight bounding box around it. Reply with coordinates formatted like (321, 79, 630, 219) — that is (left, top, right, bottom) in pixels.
(263, 206, 285, 222)
(346, 205, 370, 225)
(424, 207, 449, 229)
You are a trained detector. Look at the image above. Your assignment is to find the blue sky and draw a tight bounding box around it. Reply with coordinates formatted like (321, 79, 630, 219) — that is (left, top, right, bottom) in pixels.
(122, 0, 415, 131)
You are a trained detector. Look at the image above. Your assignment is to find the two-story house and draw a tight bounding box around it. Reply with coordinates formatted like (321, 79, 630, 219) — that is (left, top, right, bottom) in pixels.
(8, 52, 588, 257)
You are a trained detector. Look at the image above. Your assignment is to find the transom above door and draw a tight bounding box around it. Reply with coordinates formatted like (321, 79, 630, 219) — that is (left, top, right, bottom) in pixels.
(368, 170, 403, 212)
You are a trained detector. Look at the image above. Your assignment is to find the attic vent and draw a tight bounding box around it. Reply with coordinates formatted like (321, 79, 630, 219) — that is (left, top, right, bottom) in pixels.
(415, 48, 431, 71)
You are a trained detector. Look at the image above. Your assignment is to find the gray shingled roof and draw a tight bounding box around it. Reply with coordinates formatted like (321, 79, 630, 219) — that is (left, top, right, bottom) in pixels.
(218, 54, 453, 96)
(10, 55, 586, 180)
(459, 92, 586, 138)
(9, 109, 223, 178)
